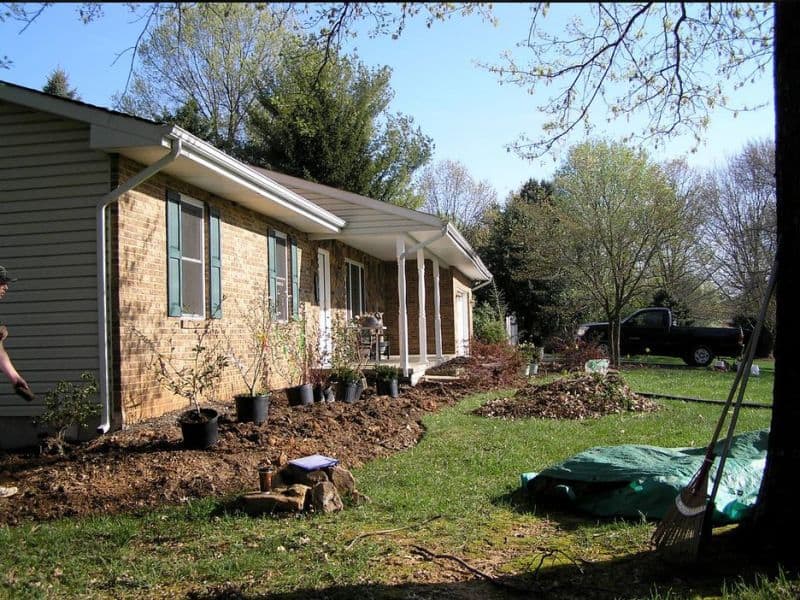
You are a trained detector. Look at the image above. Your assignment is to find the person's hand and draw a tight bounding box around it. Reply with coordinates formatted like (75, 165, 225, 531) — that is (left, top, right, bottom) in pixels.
(0, 325, 7, 342)
(13, 378, 35, 402)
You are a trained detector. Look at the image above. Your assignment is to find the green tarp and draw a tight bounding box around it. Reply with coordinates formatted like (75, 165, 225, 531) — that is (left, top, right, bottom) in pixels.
(522, 429, 768, 524)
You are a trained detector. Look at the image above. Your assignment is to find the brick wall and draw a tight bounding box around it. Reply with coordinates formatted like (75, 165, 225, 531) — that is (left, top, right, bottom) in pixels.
(110, 157, 403, 424)
(382, 259, 460, 356)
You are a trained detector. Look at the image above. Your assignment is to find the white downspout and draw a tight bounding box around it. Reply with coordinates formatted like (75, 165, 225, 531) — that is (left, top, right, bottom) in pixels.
(96, 140, 183, 434)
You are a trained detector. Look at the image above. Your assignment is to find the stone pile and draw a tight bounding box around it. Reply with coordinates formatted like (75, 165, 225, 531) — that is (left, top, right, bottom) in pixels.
(241, 462, 365, 515)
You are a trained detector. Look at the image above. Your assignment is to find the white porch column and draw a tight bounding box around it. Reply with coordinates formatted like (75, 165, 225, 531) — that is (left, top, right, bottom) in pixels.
(417, 248, 427, 365)
(433, 259, 443, 360)
(396, 238, 409, 376)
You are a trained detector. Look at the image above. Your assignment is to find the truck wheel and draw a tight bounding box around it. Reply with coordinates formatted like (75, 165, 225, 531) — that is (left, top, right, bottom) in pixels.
(690, 345, 714, 367)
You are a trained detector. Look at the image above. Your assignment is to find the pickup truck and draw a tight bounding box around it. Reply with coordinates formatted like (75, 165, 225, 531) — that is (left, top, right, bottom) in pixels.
(575, 307, 743, 367)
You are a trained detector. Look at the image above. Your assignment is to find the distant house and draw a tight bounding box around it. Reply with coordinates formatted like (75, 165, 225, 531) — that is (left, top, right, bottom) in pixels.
(0, 80, 492, 449)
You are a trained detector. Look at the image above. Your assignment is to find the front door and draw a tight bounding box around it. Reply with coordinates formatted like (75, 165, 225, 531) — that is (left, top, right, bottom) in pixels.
(317, 249, 332, 366)
(454, 291, 470, 356)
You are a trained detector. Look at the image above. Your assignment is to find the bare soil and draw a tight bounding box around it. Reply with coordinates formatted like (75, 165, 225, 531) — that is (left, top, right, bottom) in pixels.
(0, 380, 467, 526)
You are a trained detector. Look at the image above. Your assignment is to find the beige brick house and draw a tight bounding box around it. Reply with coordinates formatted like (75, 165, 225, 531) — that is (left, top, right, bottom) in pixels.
(0, 81, 491, 449)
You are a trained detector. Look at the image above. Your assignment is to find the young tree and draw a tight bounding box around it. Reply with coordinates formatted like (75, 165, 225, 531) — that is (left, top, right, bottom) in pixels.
(700, 139, 776, 347)
(416, 159, 498, 245)
(652, 159, 724, 325)
(115, 3, 290, 154)
(42, 67, 79, 99)
(246, 43, 432, 208)
(546, 140, 684, 367)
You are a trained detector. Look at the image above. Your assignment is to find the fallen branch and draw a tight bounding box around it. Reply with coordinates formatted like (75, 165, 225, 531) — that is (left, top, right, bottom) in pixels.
(530, 546, 592, 576)
(410, 544, 538, 594)
(345, 515, 442, 550)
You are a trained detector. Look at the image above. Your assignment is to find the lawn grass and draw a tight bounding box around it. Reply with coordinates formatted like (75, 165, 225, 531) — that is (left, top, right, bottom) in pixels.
(622, 364, 774, 405)
(0, 368, 789, 599)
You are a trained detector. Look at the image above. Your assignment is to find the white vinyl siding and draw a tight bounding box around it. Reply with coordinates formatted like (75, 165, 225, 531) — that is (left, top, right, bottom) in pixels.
(0, 100, 108, 416)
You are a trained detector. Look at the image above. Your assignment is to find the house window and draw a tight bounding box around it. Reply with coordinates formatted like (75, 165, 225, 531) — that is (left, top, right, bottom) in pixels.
(268, 229, 300, 321)
(346, 259, 365, 319)
(166, 192, 207, 318)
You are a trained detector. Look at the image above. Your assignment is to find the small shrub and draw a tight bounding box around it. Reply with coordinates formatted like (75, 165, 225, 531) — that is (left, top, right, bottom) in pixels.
(373, 364, 400, 380)
(473, 301, 507, 344)
(463, 339, 525, 388)
(35, 372, 100, 454)
(550, 337, 605, 370)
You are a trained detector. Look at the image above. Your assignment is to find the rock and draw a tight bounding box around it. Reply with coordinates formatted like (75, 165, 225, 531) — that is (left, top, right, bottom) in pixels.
(241, 484, 311, 514)
(326, 465, 356, 496)
(311, 481, 343, 513)
(289, 467, 329, 487)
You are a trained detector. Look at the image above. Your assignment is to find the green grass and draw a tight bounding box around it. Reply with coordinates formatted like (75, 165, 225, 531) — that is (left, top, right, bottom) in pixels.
(623, 364, 774, 405)
(0, 367, 786, 599)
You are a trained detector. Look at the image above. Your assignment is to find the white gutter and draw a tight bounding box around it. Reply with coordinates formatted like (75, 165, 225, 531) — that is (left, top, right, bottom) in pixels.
(96, 139, 183, 434)
(471, 277, 494, 293)
(168, 128, 345, 232)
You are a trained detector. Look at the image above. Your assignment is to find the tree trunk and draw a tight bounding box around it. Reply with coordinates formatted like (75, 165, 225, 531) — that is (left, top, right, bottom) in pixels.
(608, 316, 621, 368)
(751, 1, 800, 559)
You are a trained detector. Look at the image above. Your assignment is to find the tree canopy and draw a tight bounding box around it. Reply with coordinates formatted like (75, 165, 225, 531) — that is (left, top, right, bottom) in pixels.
(415, 159, 498, 245)
(114, 3, 290, 153)
(246, 42, 432, 207)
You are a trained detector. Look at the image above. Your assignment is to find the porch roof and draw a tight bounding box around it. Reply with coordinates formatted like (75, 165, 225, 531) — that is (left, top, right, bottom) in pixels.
(255, 168, 493, 283)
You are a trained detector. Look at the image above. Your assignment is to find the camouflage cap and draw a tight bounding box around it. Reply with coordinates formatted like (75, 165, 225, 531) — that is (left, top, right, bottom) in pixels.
(0, 265, 18, 283)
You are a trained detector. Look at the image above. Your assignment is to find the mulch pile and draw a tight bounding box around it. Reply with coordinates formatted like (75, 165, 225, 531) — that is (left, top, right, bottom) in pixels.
(473, 372, 660, 420)
(0, 380, 468, 526)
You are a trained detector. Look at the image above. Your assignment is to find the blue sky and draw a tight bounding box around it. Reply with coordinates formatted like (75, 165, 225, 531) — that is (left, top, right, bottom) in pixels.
(1, 3, 775, 200)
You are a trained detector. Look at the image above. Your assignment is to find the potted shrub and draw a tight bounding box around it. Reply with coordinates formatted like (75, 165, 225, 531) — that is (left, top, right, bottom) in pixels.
(333, 366, 363, 403)
(373, 364, 400, 398)
(34, 372, 100, 455)
(519, 342, 541, 376)
(272, 307, 318, 406)
(227, 288, 272, 424)
(329, 316, 368, 403)
(136, 322, 228, 449)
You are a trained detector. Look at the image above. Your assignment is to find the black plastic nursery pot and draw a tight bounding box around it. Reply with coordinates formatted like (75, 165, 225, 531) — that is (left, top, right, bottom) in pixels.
(336, 380, 364, 404)
(314, 384, 335, 403)
(287, 383, 314, 406)
(179, 408, 219, 449)
(234, 393, 270, 424)
(376, 378, 399, 398)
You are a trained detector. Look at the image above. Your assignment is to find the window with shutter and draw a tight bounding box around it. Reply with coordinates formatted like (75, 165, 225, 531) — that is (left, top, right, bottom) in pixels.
(268, 229, 290, 321)
(165, 191, 208, 319)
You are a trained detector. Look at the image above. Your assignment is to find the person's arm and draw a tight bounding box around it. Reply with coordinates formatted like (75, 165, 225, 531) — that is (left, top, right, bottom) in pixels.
(0, 344, 29, 389)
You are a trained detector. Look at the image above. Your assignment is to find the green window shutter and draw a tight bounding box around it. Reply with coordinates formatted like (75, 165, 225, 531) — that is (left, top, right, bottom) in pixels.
(209, 207, 222, 319)
(166, 190, 182, 317)
(268, 229, 277, 317)
(290, 237, 300, 317)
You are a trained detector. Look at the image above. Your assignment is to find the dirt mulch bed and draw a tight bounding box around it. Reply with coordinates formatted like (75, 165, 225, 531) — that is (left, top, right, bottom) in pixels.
(473, 373, 660, 420)
(0, 380, 470, 527)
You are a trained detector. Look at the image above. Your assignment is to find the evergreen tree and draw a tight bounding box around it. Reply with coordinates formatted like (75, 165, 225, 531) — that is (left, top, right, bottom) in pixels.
(42, 67, 79, 100)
